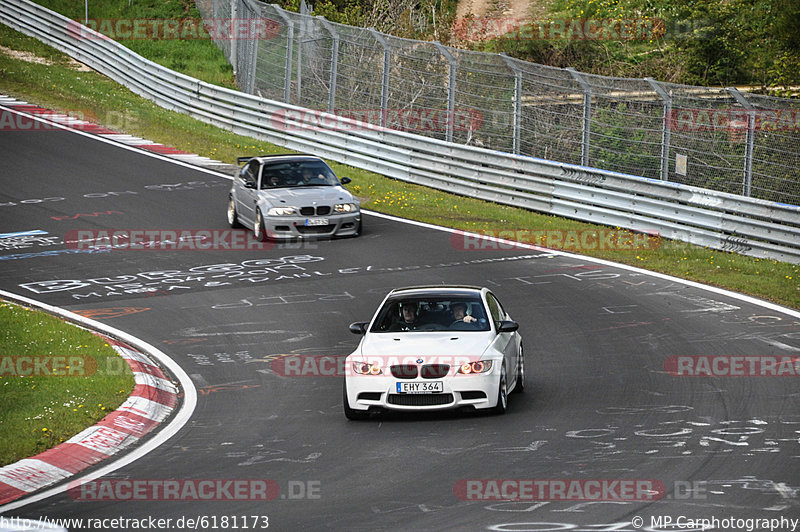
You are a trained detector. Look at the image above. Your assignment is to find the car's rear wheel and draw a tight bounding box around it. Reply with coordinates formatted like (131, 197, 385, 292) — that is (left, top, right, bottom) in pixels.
(491, 363, 508, 415)
(343, 380, 369, 420)
(512, 344, 524, 394)
(227, 196, 242, 228)
(253, 208, 268, 242)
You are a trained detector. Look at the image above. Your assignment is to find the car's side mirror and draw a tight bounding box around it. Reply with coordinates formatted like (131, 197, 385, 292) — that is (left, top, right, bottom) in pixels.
(243, 181, 256, 189)
(349, 322, 368, 335)
(340, 177, 352, 185)
(497, 320, 519, 333)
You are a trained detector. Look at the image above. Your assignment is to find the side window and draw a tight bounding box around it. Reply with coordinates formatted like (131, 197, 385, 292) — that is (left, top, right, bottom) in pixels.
(240, 161, 258, 187)
(494, 295, 507, 319)
(486, 294, 503, 327)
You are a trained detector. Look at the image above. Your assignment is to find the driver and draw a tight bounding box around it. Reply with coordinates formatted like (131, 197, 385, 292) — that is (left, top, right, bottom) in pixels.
(451, 302, 477, 325)
(301, 167, 327, 185)
(396, 301, 420, 331)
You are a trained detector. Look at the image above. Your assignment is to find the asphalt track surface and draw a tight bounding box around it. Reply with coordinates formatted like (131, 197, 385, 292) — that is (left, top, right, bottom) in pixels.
(1, 108, 799, 531)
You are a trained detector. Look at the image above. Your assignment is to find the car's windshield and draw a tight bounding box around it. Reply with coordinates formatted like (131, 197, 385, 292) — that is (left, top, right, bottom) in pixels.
(369, 296, 490, 332)
(260, 161, 340, 189)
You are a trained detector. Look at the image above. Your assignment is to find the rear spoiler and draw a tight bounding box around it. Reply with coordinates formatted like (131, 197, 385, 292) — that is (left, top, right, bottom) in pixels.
(237, 153, 321, 164)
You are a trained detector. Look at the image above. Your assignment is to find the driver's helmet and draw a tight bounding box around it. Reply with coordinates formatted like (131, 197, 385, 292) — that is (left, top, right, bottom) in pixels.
(399, 301, 418, 319)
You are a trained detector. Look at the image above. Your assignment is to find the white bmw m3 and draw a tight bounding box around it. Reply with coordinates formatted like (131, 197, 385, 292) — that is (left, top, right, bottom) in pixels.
(343, 286, 524, 419)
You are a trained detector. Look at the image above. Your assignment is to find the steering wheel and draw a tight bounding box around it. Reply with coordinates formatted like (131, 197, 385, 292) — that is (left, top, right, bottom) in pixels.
(450, 320, 479, 330)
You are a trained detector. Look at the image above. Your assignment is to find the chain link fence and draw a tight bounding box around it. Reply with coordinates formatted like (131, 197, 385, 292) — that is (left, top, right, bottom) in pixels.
(196, 0, 800, 206)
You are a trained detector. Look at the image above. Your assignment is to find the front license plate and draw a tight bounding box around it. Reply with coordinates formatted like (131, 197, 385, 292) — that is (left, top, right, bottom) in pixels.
(396, 381, 443, 394)
(305, 218, 329, 226)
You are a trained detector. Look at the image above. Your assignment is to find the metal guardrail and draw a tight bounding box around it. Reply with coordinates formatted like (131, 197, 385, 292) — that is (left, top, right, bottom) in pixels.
(2, 0, 799, 263)
(199, 0, 800, 206)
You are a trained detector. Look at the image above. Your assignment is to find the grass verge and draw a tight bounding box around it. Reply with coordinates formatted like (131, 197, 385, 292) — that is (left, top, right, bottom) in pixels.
(0, 23, 797, 310)
(32, 0, 236, 88)
(0, 300, 134, 466)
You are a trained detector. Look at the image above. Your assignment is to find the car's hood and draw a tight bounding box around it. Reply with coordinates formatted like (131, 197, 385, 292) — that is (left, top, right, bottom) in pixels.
(257, 186, 354, 204)
(355, 332, 493, 364)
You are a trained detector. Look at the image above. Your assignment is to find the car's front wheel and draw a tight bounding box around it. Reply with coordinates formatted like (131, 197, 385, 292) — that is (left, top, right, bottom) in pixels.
(491, 363, 508, 415)
(343, 380, 369, 420)
(343, 217, 363, 239)
(253, 208, 268, 242)
(227, 195, 242, 228)
(512, 344, 524, 394)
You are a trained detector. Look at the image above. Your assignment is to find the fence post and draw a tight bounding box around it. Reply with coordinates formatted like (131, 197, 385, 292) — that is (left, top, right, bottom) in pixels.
(317, 16, 338, 112)
(296, 33, 302, 102)
(646, 77, 672, 181)
(238, 0, 261, 95)
(567, 67, 591, 167)
(272, 6, 294, 103)
(247, 11, 259, 95)
(434, 42, 456, 143)
(230, 0, 238, 77)
(368, 28, 390, 128)
(500, 53, 521, 155)
(295, 12, 315, 102)
(296, 1, 315, 102)
(727, 87, 755, 196)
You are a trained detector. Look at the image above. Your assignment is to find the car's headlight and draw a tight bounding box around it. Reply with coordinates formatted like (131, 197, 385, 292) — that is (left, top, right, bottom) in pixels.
(457, 361, 493, 374)
(334, 203, 358, 213)
(352, 362, 382, 375)
(266, 206, 296, 216)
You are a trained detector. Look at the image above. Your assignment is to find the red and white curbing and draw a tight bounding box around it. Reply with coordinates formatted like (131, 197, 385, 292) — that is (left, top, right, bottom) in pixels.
(0, 337, 178, 505)
(0, 96, 209, 508)
(0, 94, 233, 171)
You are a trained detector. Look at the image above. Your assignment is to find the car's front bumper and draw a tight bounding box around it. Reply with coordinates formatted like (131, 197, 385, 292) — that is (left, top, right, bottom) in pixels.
(344, 370, 501, 412)
(263, 212, 361, 239)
